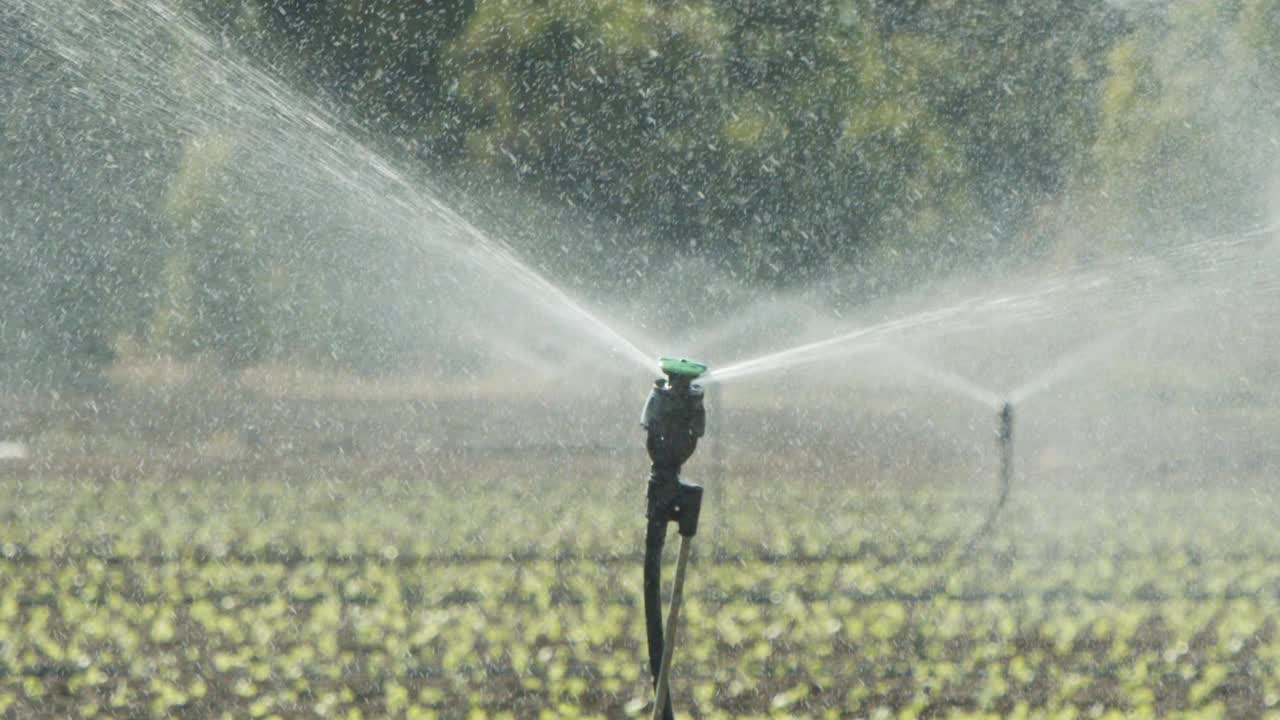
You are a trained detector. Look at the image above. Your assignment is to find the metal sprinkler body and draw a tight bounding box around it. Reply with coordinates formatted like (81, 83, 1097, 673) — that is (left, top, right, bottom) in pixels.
(641, 358, 707, 720)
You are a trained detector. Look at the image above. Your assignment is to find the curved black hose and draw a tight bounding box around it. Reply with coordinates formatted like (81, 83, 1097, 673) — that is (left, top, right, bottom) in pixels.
(644, 511, 674, 720)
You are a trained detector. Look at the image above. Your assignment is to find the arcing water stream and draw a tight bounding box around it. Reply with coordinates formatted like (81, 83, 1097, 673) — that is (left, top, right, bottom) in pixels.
(1006, 322, 1143, 406)
(6, 0, 1280, 421)
(879, 345, 1003, 410)
(3, 0, 655, 373)
(702, 224, 1280, 394)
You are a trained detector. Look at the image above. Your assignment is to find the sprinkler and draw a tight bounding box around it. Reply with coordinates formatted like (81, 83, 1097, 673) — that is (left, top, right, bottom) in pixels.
(965, 401, 1014, 553)
(641, 357, 708, 720)
(997, 401, 1013, 521)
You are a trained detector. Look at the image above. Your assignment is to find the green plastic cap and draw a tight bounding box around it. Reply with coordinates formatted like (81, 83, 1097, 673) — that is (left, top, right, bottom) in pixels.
(659, 357, 708, 378)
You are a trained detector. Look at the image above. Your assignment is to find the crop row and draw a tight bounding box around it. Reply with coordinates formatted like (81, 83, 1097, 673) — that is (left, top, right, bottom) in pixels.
(3, 471, 1280, 716)
(5, 546, 1280, 602)
(6, 474, 1280, 561)
(1, 555, 1278, 718)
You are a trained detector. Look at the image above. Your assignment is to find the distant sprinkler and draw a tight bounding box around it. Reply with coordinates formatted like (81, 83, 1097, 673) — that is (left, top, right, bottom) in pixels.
(641, 357, 708, 720)
(999, 402, 1013, 510)
(965, 401, 1014, 554)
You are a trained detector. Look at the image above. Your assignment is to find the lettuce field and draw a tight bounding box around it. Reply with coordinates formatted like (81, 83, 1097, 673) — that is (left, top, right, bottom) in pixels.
(3, 369, 1280, 718)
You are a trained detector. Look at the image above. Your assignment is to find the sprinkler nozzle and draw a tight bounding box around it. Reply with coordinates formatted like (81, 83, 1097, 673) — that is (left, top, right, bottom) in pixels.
(658, 357, 707, 392)
(658, 357, 708, 378)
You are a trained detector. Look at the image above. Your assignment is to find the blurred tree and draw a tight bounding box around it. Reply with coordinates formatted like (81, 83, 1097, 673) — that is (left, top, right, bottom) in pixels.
(1080, 0, 1280, 251)
(158, 131, 269, 367)
(443, 0, 1125, 286)
(221, 0, 475, 160)
(182, 0, 1145, 291)
(447, 0, 731, 233)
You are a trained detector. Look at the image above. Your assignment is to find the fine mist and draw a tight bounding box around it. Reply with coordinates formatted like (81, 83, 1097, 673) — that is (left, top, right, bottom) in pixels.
(6, 1, 1280, 718)
(2, 0, 656, 389)
(5, 0, 1280, 489)
(3, 0, 1278, 396)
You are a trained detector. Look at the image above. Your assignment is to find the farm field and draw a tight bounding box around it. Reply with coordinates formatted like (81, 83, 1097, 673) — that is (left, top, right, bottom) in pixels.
(4, 475, 1280, 719)
(8, 0, 1280, 717)
(3, 366, 1280, 718)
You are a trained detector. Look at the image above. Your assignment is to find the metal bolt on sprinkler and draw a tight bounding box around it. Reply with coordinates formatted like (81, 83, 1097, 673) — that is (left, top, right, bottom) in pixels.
(641, 357, 708, 720)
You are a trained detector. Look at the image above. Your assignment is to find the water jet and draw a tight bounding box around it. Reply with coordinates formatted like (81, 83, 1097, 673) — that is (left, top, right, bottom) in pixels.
(3, 0, 657, 377)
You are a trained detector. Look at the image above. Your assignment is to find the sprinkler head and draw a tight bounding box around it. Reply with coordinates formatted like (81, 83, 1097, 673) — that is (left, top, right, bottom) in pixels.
(643, 358, 709, 472)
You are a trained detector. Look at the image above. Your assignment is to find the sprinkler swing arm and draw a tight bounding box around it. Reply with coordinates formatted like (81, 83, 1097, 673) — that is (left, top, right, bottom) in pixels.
(641, 358, 708, 720)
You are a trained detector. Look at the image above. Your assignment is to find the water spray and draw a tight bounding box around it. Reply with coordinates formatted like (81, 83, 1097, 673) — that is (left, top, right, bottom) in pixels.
(965, 401, 1014, 553)
(641, 357, 708, 720)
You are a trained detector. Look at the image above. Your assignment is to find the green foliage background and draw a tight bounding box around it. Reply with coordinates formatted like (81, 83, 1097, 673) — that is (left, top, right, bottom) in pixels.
(4, 0, 1280, 383)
